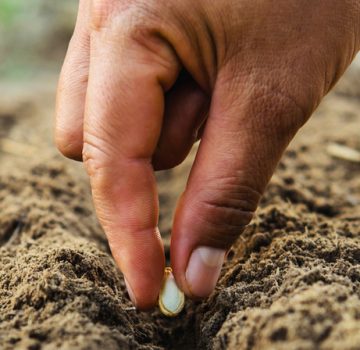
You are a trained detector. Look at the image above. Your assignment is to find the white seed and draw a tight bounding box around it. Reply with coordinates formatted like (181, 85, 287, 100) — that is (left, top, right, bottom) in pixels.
(158, 267, 185, 317)
(327, 143, 360, 163)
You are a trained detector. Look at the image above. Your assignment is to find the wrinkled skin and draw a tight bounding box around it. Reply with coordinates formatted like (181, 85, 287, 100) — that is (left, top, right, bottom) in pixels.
(55, 0, 360, 309)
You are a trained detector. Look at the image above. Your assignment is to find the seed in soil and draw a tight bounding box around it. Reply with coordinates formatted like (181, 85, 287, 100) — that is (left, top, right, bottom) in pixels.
(158, 267, 185, 317)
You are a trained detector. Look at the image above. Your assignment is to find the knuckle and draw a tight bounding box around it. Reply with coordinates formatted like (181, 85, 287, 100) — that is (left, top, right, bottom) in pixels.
(82, 131, 113, 182)
(90, 0, 156, 32)
(90, 0, 177, 77)
(82, 141, 98, 177)
(55, 128, 83, 160)
(90, 0, 118, 30)
(201, 203, 254, 248)
(194, 180, 261, 249)
(124, 7, 179, 79)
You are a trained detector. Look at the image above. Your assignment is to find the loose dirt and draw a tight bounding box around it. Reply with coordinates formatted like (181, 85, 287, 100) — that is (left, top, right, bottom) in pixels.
(0, 61, 359, 350)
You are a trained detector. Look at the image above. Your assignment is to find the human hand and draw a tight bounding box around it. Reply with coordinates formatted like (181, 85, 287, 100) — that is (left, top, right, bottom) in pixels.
(55, 0, 359, 309)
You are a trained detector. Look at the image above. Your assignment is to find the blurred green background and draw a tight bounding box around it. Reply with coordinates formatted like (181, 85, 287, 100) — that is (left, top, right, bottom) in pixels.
(0, 0, 77, 80)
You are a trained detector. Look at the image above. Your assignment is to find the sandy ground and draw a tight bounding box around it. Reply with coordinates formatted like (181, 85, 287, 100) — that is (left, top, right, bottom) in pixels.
(0, 42, 359, 350)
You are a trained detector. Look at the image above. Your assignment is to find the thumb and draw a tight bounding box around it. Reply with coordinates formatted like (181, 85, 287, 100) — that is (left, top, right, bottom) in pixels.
(171, 73, 307, 298)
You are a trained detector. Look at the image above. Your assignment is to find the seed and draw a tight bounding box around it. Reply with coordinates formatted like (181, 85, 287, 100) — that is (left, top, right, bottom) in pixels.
(158, 267, 185, 317)
(327, 143, 360, 163)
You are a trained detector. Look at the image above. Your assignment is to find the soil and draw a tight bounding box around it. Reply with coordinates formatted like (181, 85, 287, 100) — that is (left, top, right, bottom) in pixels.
(0, 59, 359, 349)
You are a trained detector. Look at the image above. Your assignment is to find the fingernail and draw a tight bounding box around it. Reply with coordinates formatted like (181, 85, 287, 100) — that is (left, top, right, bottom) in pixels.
(185, 246, 226, 298)
(124, 278, 137, 307)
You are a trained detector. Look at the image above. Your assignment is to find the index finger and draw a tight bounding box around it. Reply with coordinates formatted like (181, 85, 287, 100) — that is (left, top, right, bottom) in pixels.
(83, 4, 180, 309)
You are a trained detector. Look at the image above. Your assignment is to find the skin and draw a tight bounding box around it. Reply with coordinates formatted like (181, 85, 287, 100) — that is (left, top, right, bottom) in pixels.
(55, 0, 360, 310)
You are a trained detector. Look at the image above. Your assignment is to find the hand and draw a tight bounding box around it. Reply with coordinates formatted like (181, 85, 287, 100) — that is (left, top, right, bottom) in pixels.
(55, 0, 359, 309)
